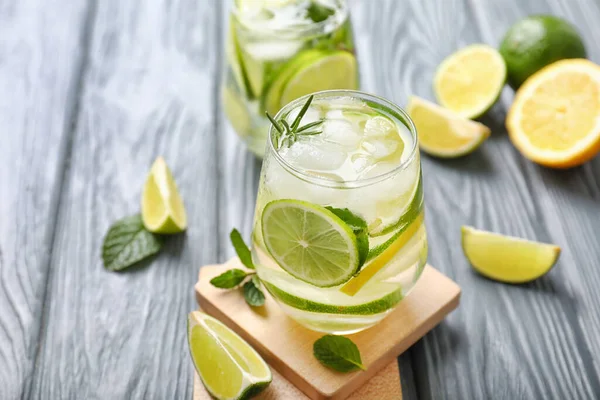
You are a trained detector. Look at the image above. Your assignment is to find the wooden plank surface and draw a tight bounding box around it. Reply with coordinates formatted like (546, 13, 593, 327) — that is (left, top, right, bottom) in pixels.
(196, 260, 459, 399)
(0, 0, 599, 399)
(27, 1, 221, 398)
(0, 1, 90, 398)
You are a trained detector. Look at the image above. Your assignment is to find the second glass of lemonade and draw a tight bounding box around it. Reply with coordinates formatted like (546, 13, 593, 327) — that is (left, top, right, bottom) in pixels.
(252, 90, 427, 334)
(223, 0, 358, 157)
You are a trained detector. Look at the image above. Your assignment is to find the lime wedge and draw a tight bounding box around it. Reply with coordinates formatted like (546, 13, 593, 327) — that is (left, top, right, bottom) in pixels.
(260, 269, 402, 315)
(261, 49, 325, 115)
(141, 157, 187, 234)
(462, 226, 561, 283)
(340, 212, 424, 296)
(188, 312, 271, 400)
(408, 96, 490, 158)
(434, 44, 506, 119)
(261, 199, 360, 288)
(279, 50, 358, 107)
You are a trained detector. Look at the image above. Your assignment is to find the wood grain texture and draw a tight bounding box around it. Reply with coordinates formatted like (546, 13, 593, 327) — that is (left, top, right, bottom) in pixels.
(195, 260, 458, 399)
(0, 1, 89, 398)
(349, 0, 600, 399)
(28, 0, 221, 398)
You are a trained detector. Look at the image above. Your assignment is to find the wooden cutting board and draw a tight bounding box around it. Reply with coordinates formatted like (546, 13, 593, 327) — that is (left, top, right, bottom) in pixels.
(192, 360, 402, 400)
(195, 259, 460, 400)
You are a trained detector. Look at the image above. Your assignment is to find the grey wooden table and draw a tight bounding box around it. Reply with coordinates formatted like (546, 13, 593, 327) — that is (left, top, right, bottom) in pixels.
(2, 0, 600, 399)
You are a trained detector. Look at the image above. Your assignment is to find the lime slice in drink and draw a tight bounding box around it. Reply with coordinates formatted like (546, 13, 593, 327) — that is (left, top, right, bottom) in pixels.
(141, 157, 187, 234)
(261, 49, 326, 115)
(226, 17, 253, 97)
(260, 269, 402, 315)
(407, 96, 490, 158)
(188, 311, 271, 400)
(279, 50, 358, 107)
(462, 226, 561, 283)
(434, 44, 506, 119)
(261, 199, 360, 287)
(340, 212, 424, 296)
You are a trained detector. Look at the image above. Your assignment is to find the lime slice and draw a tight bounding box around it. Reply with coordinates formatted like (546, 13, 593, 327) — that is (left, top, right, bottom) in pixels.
(226, 17, 253, 97)
(260, 269, 402, 315)
(461, 226, 561, 283)
(407, 96, 490, 158)
(279, 51, 358, 107)
(261, 199, 360, 287)
(141, 157, 187, 234)
(340, 212, 424, 296)
(188, 311, 271, 400)
(434, 44, 506, 119)
(261, 49, 326, 115)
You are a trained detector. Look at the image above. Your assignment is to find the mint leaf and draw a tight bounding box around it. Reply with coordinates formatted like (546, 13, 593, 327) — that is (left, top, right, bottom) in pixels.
(102, 214, 162, 271)
(230, 229, 254, 269)
(307, 1, 335, 23)
(244, 278, 265, 307)
(210, 269, 248, 289)
(313, 335, 365, 373)
(325, 207, 369, 269)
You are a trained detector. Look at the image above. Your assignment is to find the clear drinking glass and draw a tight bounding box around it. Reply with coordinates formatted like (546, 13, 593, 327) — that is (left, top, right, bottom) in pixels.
(251, 90, 427, 334)
(222, 0, 358, 157)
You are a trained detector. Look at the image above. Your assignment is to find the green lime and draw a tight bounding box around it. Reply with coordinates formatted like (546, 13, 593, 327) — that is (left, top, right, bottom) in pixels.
(260, 269, 402, 315)
(279, 50, 358, 107)
(462, 226, 560, 283)
(141, 157, 187, 234)
(187, 311, 271, 400)
(499, 15, 586, 88)
(225, 16, 253, 98)
(222, 85, 251, 137)
(261, 199, 360, 287)
(261, 49, 326, 116)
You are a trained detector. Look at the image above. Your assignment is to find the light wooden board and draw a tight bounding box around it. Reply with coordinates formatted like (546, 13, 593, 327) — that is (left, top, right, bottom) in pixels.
(192, 361, 401, 400)
(195, 259, 460, 399)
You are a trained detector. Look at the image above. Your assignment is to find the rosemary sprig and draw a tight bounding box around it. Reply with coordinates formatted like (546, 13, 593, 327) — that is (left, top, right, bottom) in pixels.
(266, 95, 324, 149)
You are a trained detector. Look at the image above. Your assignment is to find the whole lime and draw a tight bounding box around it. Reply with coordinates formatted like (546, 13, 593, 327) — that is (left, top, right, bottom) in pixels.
(499, 15, 586, 88)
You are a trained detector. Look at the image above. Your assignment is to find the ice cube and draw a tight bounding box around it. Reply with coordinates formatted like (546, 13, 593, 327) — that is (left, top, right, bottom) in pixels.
(364, 116, 396, 138)
(321, 119, 362, 149)
(280, 141, 346, 171)
(351, 153, 375, 174)
(286, 105, 322, 125)
(358, 162, 397, 180)
(361, 138, 399, 159)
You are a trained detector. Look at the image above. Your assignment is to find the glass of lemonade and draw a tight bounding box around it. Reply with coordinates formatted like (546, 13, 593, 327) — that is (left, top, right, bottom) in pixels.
(223, 0, 358, 157)
(251, 90, 427, 334)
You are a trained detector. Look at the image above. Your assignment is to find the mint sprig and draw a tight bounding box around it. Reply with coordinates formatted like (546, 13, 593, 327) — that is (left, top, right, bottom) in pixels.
(102, 214, 163, 271)
(313, 335, 366, 373)
(209, 229, 265, 307)
(326, 207, 369, 270)
(266, 95, 324, 149)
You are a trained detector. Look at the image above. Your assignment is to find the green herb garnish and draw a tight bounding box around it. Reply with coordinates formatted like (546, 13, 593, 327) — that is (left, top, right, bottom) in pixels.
(209, 229, 266, 307)
(266, 94, 324, 149)
(313, 334, 366, 372)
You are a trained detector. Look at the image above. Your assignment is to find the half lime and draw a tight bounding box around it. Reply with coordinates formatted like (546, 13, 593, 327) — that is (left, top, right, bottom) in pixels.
(261, 199, 360, 288)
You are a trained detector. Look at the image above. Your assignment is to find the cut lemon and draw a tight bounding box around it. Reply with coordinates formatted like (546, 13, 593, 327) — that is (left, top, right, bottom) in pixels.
(340, 212, 424, 296)
(261, 199, 359, 288)
(462, 226, 560, 283)
(408, 96, 490, 158)
(141, 157, 187, 234)
(188, 311, 271, 400)
(506, 59, 600, 168)
(434, 44, 506, 119)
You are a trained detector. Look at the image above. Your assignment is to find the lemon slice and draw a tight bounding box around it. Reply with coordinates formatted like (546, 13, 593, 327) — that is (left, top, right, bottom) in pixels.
(434, 44, 506, 119)
(141, 157, 187, 234)
(407, 96, 490, 158)
(188, 311, 271, 400)
(507, 59, 600, 168)
(462, 226, 560, 283)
